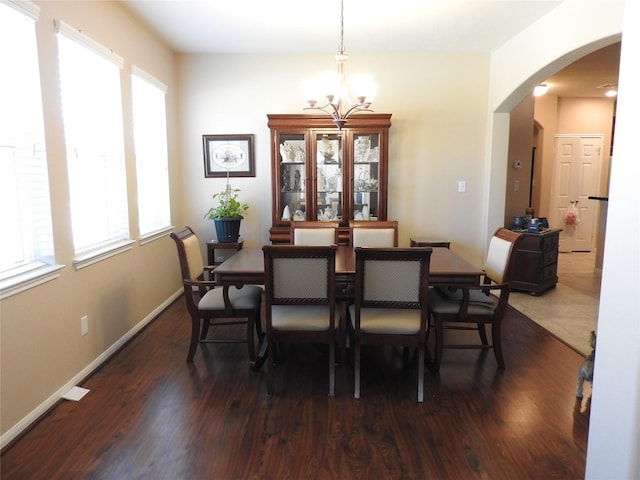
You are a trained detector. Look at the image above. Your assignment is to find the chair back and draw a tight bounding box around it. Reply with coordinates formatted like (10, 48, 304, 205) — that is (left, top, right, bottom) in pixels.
(349, 220, 398, 247)
(291, 221, 339, 245)
(263, 245, 337, 305)
(354, 247, 431, 310)
(170, 226, 204, 281)
(484, 228, 523, 284)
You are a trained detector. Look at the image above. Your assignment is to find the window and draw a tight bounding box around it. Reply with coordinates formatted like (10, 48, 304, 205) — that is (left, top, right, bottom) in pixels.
(0, 1, 57, 288)
(56, 20, 131, 262)
(131, 67, 171, 238)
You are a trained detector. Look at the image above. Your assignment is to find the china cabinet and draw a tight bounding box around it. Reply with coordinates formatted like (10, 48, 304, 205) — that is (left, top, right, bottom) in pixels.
(267, 114, 392, 244)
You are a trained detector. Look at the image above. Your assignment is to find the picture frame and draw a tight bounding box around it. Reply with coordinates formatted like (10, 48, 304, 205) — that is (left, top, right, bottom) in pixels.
(203, 134, 255, 178)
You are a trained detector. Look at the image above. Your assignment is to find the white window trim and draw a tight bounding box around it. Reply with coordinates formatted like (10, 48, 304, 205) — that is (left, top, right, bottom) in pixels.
(131, 65, 168, 93)
(54, 19, 123, 67)
(73, 239, 135, 270)
(139, 226, 174, 246)
(1, 0, 39, 20)
(0, 263, 65, 300)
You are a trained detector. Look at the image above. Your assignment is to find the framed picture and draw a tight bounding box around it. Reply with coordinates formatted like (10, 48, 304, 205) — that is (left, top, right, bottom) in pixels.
(203, 134, 255, 177)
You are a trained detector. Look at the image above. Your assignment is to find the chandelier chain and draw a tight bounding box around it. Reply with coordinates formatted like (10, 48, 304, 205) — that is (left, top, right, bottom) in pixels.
(338, 0, 345, 55)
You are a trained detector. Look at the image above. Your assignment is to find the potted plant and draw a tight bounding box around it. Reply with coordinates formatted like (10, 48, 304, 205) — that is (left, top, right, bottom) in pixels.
(204, 184, 249, 243)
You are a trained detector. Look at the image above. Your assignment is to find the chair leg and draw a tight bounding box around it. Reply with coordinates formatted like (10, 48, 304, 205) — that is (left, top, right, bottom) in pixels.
(477, 323, 489, 345)
(255, 312, 264, 339)
(246, 314, 256, 363)
(200, 319, 211, 340)
(417, 347, 425, 403)
(339, 301, 348, 366)
(432, 316, 443, 373)
(267, 335, 275, 396)
(329, 341, 335, 397)
(402, 346, 411, 366)
(354, 341, 361, 399)
(187, 317, 200, 362)
(492, 321, 505, 369)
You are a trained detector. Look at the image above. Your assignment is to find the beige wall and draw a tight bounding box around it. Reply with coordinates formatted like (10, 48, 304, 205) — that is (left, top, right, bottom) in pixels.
(178, 51, 491, 262)
(505, 95, 535, 225)
(532, 94, 559, 217)
(0, 1, 182, 443)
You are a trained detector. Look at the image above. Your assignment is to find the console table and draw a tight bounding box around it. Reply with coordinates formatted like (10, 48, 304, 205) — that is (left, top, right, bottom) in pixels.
(206, 238, 243, 266)
(510, 229, 561, 295)
(410, 237, 451, 249)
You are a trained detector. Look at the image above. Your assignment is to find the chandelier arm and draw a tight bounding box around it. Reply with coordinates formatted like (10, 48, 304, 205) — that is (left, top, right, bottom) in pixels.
(303, 103, 340, 119)
(343, 104, 375, 119)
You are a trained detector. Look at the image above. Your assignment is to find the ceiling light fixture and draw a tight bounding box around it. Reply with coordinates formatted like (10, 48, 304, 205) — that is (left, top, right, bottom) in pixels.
(597, 83, 618, 97)
(533, 84, 548, 96)
(302, 0, 377, 130)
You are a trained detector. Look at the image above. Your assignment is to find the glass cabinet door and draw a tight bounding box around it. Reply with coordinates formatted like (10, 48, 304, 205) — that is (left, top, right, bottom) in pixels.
(352, 133, 381, 221)
(268, 113, 390, 244)
(315, 133, 343, 222)
(278, 133, 307, 221)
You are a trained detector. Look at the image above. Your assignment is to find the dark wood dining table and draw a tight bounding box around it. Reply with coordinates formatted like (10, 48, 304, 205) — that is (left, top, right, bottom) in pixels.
(213, 245, 484, 370)
(213, 245, 483, 287)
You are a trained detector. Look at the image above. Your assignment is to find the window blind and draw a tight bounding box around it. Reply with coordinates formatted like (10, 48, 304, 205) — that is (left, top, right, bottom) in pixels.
(0, 1, 55, 278)
(131, 66, 171, 237)
(56, 20, 130, 254)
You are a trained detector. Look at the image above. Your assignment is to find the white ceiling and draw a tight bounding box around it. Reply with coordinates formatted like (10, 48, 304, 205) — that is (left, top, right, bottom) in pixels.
(121, 0, 564, 54)
(120, 0, 620, 98)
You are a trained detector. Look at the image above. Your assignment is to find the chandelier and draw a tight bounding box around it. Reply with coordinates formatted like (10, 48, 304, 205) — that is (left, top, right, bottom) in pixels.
(302, 0, 378, 130)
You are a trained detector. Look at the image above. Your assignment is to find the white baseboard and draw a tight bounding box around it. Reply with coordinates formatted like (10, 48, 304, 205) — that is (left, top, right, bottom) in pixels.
(0, 289, 183, 450)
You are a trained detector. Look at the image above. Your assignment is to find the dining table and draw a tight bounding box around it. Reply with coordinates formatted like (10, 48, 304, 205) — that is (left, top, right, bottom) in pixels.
(213, 245, 484, 370)
(213, 245, 483, 287)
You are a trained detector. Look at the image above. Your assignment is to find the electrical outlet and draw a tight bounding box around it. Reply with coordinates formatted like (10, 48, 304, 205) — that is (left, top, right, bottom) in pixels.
(81, 315, 88, 336)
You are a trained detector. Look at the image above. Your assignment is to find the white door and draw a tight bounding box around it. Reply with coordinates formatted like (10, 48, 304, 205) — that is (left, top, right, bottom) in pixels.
(550, 135, 602, 252)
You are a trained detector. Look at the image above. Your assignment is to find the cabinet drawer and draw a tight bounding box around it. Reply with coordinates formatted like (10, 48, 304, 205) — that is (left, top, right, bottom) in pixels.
(541, 263, 557, 282)
(540, 233, 559, 251)
(542, 249, 558, 266)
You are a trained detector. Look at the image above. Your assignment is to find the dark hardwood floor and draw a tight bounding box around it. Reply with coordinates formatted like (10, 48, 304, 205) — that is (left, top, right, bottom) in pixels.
(1, 298, 589, 479)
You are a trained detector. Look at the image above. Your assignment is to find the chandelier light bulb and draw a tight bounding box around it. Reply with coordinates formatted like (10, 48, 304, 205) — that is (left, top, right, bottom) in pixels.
(349, 74, 378, 104)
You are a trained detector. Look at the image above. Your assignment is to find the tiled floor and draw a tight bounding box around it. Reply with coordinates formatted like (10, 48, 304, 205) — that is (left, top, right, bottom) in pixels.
(508, 250, 601, 356)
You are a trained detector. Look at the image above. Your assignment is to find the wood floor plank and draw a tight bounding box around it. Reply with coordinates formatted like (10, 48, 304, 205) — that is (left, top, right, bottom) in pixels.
(1, 299, 588, 479)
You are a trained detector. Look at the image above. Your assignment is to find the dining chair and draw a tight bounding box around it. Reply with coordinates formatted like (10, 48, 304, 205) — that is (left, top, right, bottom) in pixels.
(349, 247, 432, 402)
(290, 220, 340, 245)
(170, 226, 263, 365)
(290, 220, 348, 354)
(349, 220, 398, 247)
(428, 228, 523, 372)
(262, 244, 340, 396)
